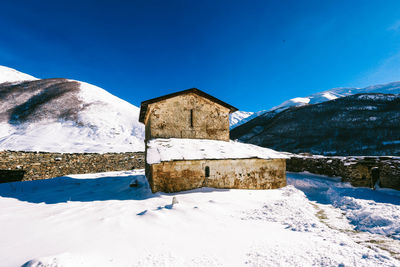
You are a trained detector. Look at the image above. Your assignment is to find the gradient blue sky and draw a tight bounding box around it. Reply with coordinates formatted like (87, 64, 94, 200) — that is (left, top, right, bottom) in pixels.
(1, 0, 400, 111)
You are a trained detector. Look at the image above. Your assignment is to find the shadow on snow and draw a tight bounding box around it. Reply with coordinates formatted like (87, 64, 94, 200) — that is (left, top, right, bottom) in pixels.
(0, 172, 228, 204)
(287, 172, 400, 206)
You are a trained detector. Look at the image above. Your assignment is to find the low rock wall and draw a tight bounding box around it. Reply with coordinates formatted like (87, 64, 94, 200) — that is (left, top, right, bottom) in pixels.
(0, 151, 145, 183)
(287, 155, 400, 190)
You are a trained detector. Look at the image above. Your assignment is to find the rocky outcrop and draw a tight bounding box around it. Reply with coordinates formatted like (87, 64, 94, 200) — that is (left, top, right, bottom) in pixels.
(0, 151, 145, 183)
(287, 155, 400, 190)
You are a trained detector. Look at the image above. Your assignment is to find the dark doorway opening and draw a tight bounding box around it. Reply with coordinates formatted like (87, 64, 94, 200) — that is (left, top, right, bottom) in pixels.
(371, 167, 380, 189)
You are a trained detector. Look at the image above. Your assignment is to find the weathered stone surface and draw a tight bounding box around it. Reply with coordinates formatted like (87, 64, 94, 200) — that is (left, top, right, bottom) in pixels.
(147, 158, 286, 193)
(287, 155, 400, 190)
(144, 93, 231, 141)
(0, 151, 145, 183)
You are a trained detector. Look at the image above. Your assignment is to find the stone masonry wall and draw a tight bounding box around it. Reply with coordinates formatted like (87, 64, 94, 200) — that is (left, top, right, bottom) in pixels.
(145, 93, 231, 141)
(287, 155, 400, 190)
(0, 151, 145, 183)
(148, 158, 286, 193)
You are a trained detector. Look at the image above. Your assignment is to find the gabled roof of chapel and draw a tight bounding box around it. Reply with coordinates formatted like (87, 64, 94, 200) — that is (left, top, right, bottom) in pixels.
(139, 88, 238, 123)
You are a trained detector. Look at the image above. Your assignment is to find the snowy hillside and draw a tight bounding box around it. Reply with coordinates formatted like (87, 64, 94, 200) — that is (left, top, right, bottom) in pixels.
(229, 110, 270, 129)
(0, 66, 38, 84)
(1, 170, 399, 266)
(229, 111, 253, 129)
(0, 67, 144, 152)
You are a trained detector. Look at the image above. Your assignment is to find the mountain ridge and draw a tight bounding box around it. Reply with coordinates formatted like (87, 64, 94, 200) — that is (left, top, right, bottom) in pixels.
(228, 81, 400, 129)
(231, 92, 400, 156)
(271, 81, 400, 112)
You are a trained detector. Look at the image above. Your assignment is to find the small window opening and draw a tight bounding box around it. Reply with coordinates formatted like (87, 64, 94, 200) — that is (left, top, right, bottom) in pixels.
(190, 109, 194, 128)
(205, 166, 210, 178)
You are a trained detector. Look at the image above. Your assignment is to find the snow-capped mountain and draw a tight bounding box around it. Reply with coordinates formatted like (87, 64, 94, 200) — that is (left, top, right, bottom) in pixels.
(230, 81, 400, 128)
(229, 111, 253, 129)
(231, 93, 400, 156)
(0, 66, 144, 153)
(272, 81, 400, 112)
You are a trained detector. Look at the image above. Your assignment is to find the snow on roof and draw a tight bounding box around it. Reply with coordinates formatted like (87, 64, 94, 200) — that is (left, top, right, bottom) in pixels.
(146, 138, 288, 164)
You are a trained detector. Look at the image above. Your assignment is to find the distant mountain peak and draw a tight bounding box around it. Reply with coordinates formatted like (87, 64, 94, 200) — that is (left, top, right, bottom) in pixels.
(270, 80, 400, 113)
(229, 111, 253, 129)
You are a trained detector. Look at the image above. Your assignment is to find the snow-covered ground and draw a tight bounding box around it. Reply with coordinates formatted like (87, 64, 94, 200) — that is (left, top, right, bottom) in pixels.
(0, 171, 399, 266)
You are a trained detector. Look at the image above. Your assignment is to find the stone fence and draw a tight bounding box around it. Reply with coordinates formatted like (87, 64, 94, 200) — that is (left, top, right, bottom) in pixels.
(0, 151, 145, 183)
(287, 155, 400, 190)
(2, 150, 399, 191)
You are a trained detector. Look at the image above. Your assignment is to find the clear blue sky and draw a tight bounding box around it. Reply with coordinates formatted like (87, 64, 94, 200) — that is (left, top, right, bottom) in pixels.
(1, 0, 400, 111)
